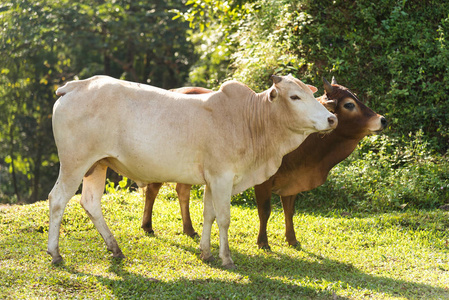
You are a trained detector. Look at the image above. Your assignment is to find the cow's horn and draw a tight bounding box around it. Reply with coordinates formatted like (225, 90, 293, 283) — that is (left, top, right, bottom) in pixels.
(271, 75, 282, 84)
(331, 76, 338, 85)
(323, 77, 333, 94)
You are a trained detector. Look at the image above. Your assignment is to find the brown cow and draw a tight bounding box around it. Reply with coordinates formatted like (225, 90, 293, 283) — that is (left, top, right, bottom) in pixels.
(254, 78, 387, 249)
(141, 78, 387, 250)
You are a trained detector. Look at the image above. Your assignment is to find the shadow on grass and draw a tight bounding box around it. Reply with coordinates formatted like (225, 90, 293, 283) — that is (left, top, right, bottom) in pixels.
(58, 257, 330, 299)
(1, 226, 444, 299)
(151, 235, 448, 299)
(51, 233, 449, 299)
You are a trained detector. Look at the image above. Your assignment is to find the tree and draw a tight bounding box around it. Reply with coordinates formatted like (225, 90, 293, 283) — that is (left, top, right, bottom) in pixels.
(0, 0, 195, 203)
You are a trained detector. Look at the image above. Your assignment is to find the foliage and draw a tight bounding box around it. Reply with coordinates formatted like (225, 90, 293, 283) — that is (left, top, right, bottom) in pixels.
(231, 0, 307, 90)
(0, 0, 64, 203)
(1, 191, 448, 299)
(185, 25, 233, 88)
(172, 0, 256, 88)
(55, 0, 196, 88)
(307, 0, 449, 151)
(105, 177, 131, 195)
(232, 0, 449, 151)
(0, 0, 195, 203)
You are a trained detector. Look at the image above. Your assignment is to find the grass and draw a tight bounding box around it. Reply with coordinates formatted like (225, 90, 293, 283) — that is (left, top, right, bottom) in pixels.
(1, 185, 448, 299)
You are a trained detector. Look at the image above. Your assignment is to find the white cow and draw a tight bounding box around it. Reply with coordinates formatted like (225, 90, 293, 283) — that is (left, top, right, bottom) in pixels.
(47, 74, 337, 269)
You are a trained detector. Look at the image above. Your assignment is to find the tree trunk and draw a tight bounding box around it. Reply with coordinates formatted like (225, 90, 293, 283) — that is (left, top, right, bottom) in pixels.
(29, 147, 42, 204)
(9, 126, 21, 203)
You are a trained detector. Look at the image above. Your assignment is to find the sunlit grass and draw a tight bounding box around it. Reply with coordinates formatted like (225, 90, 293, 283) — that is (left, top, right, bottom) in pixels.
(1, 187, 448, 299)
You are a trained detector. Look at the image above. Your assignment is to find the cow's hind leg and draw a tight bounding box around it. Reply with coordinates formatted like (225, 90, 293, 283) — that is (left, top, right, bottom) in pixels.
(80, 163, 124, 259)
(141, 183, 163, 234)
(281, 195, 300, 248)
(176, 183, 196, 237)
(47, 166, 86, 264)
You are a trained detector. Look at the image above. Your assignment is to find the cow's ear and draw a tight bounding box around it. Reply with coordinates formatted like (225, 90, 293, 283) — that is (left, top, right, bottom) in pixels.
(269, 87, 278, 101)
(323, 99, 337, 113)
(307, 84, 318, 94)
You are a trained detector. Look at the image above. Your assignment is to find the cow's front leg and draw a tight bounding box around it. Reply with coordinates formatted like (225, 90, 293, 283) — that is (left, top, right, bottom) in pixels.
(206, 173, 235, 269)
(215, 196, 234, 269)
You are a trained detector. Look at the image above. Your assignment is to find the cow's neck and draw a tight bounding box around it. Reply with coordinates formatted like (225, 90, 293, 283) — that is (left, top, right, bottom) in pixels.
(242, 91, 309, 180)
(272, 132, 363, 195)
(298, 132, 361, 176)
(316, 133, 361, 172)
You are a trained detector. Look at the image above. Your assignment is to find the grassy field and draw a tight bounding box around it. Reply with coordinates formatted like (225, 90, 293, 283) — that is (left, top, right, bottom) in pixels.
(1, 185, 448, 299)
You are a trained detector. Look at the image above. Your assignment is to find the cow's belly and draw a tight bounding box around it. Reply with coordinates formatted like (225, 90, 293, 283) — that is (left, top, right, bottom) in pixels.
(95, 124, 209, 185)
(100, 155, 206, 186)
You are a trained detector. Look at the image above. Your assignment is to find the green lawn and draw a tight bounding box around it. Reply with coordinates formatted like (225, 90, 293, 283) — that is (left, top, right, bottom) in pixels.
(1, 186, 448, 299)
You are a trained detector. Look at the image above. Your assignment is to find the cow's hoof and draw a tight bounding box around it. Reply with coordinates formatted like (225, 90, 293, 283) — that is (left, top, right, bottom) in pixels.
(201, 254, 215, 262)
(289, 241, 301, 250)
(51, 255, 64, 265)
(222, 262, 237, 270)
(112, 251, 126, 259)
(142, 228, 155, 235)
(258, 244, 271, 252)
(188, 232, 199, 239)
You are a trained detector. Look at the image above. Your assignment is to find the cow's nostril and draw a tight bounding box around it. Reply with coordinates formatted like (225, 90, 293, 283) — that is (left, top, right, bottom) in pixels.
(328, 116, 337, 127)
(380, 117, 387, 127)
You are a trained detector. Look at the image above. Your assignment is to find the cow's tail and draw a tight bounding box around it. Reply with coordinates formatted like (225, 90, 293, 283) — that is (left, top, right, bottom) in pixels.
(55, 77, 94, 97)
(55, 82, 74, 97)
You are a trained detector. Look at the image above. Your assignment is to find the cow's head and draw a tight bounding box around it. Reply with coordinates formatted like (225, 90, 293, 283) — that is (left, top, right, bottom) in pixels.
(269, 74, 337, 134)
(321, 77, 387, 139)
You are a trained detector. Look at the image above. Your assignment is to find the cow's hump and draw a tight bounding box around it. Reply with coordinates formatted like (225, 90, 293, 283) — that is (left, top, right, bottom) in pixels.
(219, 80, 254, 98)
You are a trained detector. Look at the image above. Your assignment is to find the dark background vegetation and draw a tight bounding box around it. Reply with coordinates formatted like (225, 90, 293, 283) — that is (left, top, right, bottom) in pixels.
(0, 0, 448, 210)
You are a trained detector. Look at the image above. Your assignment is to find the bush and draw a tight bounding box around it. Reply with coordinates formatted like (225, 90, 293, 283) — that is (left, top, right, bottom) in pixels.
(296, 132, 449, 212)
(227, 0, 449, 151)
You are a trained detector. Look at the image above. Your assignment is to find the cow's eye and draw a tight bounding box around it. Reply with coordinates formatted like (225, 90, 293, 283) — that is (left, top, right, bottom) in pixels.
(344, 102, 355, 110)
(290, 95, 300, 100)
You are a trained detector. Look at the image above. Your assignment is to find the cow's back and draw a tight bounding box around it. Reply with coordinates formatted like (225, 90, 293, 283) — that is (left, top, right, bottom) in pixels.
(52, 76, 259, 188)
(54, 77, 215, 184)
